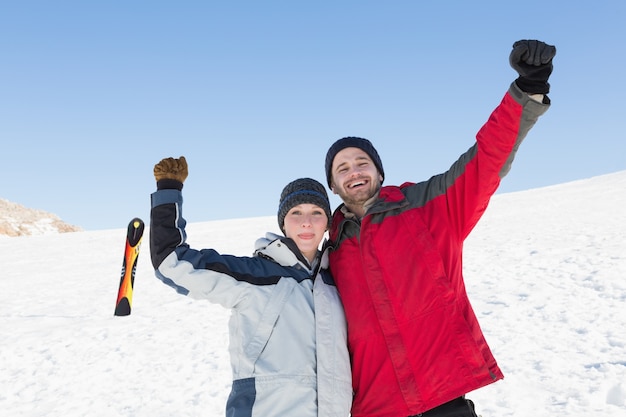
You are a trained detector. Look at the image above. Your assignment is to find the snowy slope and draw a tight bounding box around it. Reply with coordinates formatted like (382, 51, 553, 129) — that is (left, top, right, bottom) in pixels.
(1, 171, 625, 416)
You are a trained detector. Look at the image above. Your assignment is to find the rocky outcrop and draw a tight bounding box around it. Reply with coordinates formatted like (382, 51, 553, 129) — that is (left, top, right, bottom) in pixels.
(0, 199, 82, 237)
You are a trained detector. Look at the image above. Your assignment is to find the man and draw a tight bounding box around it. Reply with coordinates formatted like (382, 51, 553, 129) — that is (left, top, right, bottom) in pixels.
(324, 40, 556, 417)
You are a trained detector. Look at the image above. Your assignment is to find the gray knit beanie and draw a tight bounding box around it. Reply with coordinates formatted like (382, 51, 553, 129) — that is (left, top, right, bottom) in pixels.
(277, 178, 331, 233)
(325, 136, 384, 188)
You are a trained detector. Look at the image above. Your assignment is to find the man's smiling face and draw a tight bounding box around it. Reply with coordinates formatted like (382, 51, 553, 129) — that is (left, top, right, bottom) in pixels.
(330, 147, 382, 212)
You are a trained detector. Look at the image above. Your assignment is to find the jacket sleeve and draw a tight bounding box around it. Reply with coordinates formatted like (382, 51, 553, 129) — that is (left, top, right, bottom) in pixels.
(411, 82, 550, 241)
(456, 82, 549, 238)
(149, 188, 261, 308)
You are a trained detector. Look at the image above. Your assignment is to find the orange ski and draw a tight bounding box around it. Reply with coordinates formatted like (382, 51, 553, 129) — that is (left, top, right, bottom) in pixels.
(114, 218, 144, 316)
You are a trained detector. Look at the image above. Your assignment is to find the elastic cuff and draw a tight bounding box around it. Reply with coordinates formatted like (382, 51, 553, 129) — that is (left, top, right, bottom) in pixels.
(514, 77, 550, 95)
(157, 179, 183, 190)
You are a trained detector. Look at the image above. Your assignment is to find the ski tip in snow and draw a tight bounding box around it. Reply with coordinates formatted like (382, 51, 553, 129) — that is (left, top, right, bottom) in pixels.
(114, 217, 145, 317)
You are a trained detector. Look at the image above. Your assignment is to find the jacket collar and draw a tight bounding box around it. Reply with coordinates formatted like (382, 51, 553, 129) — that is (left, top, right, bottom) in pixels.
(254, 232, 318, 271)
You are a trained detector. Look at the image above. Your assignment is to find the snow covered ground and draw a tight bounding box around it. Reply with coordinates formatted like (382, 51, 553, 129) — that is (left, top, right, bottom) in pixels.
(1, 171, 625, 417)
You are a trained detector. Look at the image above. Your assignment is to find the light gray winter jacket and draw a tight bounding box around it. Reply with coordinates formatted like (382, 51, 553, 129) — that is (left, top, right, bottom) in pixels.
(150, 188, 352, 417)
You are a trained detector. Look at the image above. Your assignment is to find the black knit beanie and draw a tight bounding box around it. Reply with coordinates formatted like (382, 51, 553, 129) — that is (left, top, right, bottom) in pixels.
(277, 178, 332, 233)
(325, 136, 384, 188)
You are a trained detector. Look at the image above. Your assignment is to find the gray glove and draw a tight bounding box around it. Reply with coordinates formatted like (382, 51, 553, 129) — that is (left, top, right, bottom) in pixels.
(509, 40, 556, 94)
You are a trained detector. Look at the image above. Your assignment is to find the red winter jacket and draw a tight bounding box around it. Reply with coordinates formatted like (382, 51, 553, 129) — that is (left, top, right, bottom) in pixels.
(329, 83, 550, 417)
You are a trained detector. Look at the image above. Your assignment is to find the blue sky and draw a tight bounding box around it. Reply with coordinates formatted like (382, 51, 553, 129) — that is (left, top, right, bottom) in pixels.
(2, 1, 625, 231)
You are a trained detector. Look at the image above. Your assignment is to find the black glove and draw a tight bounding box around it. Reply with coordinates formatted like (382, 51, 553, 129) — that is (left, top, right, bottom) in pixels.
(509, 40, 556, 94)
